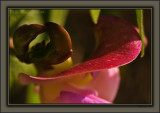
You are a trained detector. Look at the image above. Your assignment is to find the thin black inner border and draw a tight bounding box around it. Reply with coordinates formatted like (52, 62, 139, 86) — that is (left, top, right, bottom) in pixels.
(7, 7, 153, 107)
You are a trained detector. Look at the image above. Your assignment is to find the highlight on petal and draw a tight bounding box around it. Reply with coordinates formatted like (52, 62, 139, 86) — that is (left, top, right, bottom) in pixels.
(55, 91, 111, 104)
(18, 15, 141, 84)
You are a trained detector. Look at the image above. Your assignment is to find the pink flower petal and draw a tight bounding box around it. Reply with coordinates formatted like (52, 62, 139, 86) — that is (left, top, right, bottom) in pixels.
(86, 67, 120, 102)
(55, 91, 111, 104)
(18, 15, 141, 84)
(63, 84, 98, 96)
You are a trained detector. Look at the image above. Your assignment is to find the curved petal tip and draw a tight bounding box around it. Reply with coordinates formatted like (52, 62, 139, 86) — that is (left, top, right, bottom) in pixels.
(18, 73, 31, 85)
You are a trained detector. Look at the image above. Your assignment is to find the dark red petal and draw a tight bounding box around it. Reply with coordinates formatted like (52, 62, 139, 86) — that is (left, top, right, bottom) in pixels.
(18, 15, 141, 84)
(56, 15, 142, 75)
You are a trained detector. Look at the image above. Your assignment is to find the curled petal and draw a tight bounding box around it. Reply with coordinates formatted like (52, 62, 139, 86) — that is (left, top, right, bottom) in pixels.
(18, 15, 141, 84)
(13, 22, 72, 64)
(54, 91, 111, 104)
(42, 22, 72, 64)
(13, 24, 45, 63)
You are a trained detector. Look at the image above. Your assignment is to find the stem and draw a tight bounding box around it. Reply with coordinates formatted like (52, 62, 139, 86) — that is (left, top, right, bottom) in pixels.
(136, 9, 145, 57)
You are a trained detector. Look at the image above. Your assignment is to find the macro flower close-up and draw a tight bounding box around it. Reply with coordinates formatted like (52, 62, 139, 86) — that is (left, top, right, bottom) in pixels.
(9, 9, 151, 104)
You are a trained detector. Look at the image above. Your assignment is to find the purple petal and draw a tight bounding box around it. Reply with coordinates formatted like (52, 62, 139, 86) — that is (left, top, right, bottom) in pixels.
(57, 91, 111, 104)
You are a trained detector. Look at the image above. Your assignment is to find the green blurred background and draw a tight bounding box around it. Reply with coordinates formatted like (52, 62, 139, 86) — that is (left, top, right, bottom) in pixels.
(9, 9, 151, 104)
